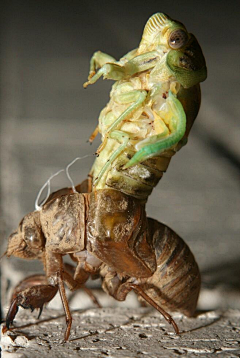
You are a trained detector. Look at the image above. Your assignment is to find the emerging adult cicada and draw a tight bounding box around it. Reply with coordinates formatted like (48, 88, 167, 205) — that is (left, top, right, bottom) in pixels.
(85, 12, 207, 202)
(3, 13, 207, 341)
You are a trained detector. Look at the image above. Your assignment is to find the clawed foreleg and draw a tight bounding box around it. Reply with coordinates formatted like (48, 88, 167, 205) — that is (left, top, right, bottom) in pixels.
(3, 275, 58, 333)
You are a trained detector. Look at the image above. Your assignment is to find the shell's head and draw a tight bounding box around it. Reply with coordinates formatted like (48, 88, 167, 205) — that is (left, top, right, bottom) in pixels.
(6, 211, 45, 260)
(139, 13, 207, 88)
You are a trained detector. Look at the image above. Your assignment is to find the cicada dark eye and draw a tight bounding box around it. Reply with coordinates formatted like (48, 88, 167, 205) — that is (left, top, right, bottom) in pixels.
(25, 228, 43, 248)
(169, 29, 188, 49)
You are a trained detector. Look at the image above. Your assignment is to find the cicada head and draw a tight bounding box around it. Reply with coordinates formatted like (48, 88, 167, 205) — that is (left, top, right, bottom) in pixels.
(139, 13, 207, 88)
(139, 13, 186, 51)
(6, 211, 45, 260)
(166, 33, 207, 88)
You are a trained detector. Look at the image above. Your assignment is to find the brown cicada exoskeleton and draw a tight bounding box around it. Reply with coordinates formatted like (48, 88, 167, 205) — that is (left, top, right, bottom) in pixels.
(3, 180, 200, 340)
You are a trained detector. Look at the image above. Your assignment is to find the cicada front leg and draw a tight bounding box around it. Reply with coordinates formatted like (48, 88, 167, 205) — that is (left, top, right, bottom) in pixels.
(84, 50, 160, 88)
(88, 51, 117, 80)
(3, 274, 58, 334)
(84, 50, 125, 88)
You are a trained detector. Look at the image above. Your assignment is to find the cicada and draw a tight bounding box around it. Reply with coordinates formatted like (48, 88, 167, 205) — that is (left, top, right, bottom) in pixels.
(3, 13, 207, 341)
(85, 12, 206, 202)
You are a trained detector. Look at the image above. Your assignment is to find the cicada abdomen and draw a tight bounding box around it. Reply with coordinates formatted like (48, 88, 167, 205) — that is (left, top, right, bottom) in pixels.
(140, 218, 200, 316)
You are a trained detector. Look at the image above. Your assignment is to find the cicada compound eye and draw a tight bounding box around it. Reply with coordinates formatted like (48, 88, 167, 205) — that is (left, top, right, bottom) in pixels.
(20, 211, 45, 255)
(169, 29, 188, 49)
(24, 227, 44, 249)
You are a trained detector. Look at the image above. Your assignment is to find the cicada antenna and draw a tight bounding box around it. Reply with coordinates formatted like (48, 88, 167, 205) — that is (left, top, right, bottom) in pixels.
(35, 169, 65, 211)
(65, 154, 95, 193)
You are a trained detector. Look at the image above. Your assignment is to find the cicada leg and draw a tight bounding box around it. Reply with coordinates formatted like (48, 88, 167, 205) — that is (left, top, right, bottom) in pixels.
(82, 286, 102, 309)
(106, 90, 147, 134)
(94, 130, 130, 186)
(94, 90, 147, 185)
(3, 275, 58, 333)
(84, 63, 126, 88)
(129, 284, 179, 334)
(96, 89, 147, 155)
(88, 125, 99, 144)
(124, 91, 186, 168)
(63, 262, 101, 308)
(101, 275, 179, 334)
(88, 51, 116, 79)
(84, 49, 160, 88)
(57, 271, 73, 341)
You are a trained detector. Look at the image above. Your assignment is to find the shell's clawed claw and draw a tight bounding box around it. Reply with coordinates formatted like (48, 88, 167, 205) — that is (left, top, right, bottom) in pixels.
(4, 284, 58, 332)
(5, 298, 19, 330)
(38, 306, 44, 319)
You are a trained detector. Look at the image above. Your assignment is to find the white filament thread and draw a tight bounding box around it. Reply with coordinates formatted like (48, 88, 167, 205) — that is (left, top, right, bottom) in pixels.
(35, 154, 94, 211)
(65, 154, 94, 193)
(35, 169, 65, 211)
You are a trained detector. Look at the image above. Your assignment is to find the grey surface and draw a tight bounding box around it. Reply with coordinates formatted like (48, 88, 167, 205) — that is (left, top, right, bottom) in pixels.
(2, 308, 240, 357)
(1, 0, 240, 355)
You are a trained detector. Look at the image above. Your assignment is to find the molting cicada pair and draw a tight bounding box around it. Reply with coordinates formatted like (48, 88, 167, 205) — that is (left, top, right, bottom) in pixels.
(3, 13, 207, 340)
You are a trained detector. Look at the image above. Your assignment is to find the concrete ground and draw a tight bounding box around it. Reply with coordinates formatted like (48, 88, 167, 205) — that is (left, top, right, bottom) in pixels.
(2, 308, 240, 357)
(1, 1, 240, 356)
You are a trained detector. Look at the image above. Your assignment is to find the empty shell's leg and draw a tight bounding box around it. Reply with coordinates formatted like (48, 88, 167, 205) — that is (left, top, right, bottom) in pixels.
(63, 263, 101, 308)
(82, 286, 102, 308)
(130, 283, 179, 334)
(10, 274, 49, 300)
(57, 272, 72, 341)
(3, 275, 58, 333)
(101, 274, 179, 334)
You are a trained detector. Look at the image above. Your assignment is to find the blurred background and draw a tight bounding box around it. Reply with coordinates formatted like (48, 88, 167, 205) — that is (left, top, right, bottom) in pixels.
(1, 0, 240, 313)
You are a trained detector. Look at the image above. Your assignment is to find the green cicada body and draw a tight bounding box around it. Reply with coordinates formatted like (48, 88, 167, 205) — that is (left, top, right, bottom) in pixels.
(85, 13, 206, 202)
